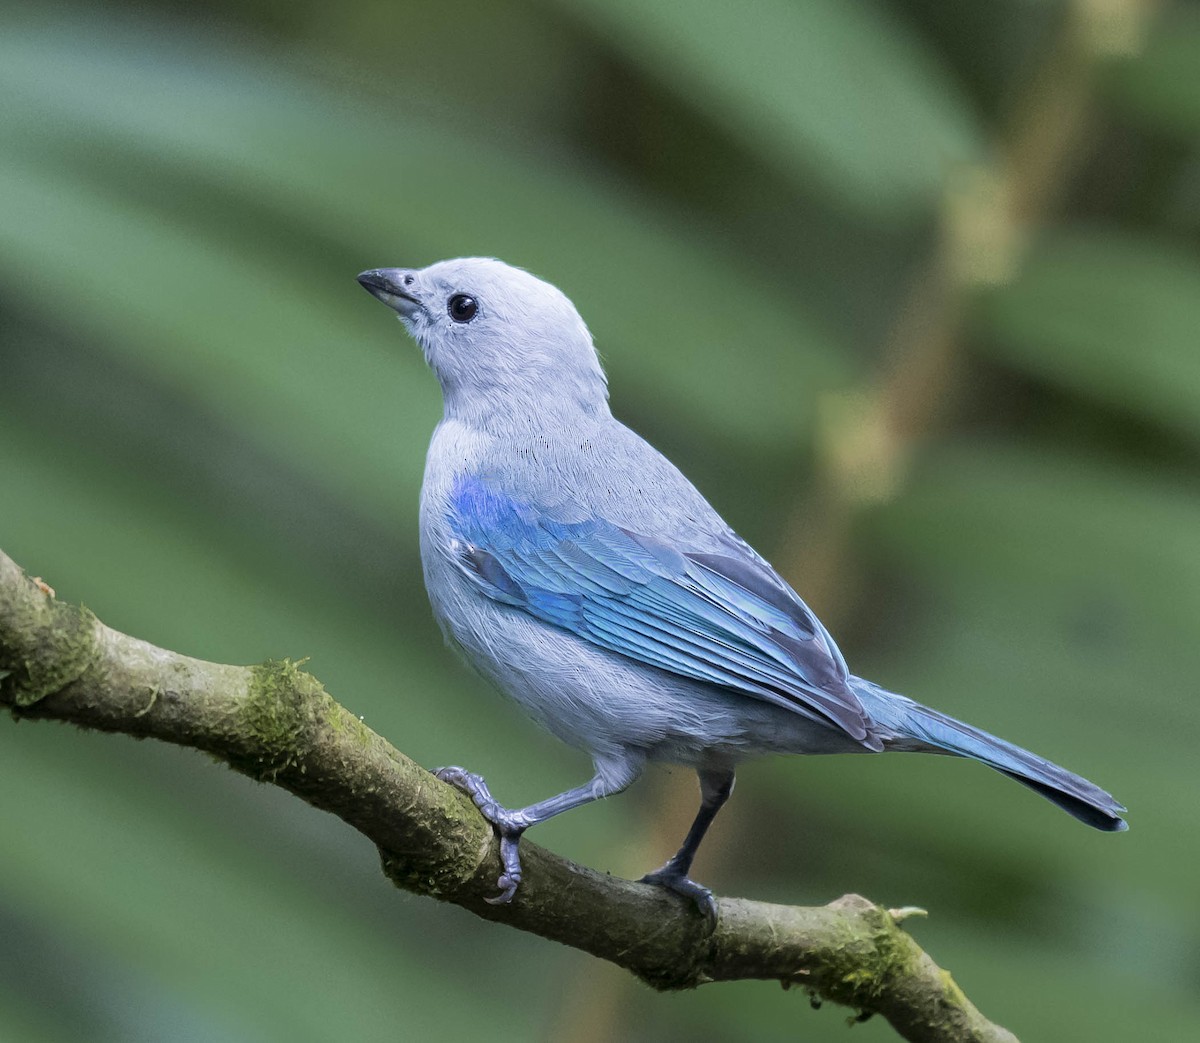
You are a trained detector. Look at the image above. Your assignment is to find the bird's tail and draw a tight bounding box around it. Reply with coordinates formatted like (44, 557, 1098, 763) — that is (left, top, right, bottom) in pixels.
(849, 677, 1127, 832)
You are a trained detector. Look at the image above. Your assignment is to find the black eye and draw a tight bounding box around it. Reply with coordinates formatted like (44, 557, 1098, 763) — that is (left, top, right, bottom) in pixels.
(448, 294, 478, 323)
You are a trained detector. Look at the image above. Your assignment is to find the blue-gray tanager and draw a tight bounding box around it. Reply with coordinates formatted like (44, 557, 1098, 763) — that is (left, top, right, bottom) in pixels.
(357, 258, 1126, 918)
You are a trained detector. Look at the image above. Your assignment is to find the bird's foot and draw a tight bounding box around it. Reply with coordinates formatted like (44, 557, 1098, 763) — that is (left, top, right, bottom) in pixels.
(434, 766, 527, 905)
(640, 864, 719, 927)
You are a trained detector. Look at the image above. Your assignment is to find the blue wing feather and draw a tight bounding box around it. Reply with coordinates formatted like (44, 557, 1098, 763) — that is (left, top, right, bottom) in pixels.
(448, 476, 877, 746)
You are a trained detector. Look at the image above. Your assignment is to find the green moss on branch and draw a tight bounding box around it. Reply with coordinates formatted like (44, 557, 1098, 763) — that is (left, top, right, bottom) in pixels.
(0, 563, 99, 708)
(239, 658, 328, 779)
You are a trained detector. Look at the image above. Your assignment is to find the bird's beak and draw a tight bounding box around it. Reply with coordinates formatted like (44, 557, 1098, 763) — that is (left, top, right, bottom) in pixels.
(356, 268, 424, 318)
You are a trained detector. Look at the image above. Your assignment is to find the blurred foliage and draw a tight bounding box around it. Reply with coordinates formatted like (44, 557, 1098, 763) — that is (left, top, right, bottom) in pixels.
(1, 0, 1198, 1040)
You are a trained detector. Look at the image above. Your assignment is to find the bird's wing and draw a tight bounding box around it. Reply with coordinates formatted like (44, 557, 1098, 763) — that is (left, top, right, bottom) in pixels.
(447, 476, 879, 748)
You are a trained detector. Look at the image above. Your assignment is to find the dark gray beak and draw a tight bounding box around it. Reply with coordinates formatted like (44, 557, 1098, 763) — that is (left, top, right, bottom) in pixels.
(356, 268, 423, 317)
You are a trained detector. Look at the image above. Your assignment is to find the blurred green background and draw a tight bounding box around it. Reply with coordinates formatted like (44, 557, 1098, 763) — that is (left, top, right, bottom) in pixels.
(2, 0, 1198, 1039)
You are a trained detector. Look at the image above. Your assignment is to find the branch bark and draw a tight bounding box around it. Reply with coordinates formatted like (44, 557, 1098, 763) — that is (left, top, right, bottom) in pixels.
(0, 548, 1015, 1043)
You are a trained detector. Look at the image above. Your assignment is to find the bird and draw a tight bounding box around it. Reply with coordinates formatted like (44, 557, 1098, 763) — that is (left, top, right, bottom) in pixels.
(357, 257, 1126, 921)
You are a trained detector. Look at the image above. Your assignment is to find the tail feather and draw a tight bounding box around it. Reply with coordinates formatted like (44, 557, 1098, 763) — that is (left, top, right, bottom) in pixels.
(850, 678, 1127, 832)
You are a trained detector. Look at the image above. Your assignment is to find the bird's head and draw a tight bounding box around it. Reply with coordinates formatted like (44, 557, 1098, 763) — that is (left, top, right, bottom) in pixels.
(357, 258, 609, 424)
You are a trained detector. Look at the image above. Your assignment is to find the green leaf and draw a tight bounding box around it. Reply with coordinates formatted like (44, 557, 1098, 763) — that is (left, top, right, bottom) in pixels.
(978, 230, 1200, 442)
(554, 0, 981, 220)
(1105, 12, 1200, 138)
(865, 443, 1199, 886)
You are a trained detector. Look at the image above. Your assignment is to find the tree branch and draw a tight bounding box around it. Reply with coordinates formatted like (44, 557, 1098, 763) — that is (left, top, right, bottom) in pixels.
(0, 548, 1015, 1043)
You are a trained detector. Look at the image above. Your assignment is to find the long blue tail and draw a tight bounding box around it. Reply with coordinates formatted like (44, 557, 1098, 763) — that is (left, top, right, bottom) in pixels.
(851, 678, 1127, 832)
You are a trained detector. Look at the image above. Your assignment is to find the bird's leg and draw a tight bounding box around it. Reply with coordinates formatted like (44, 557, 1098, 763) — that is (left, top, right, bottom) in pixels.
(640, 767, 735, 925)
(435, 754, 642, 905)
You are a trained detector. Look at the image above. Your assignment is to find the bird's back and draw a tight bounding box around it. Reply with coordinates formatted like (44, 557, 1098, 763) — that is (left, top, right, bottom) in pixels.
(424, 412, 731, 547)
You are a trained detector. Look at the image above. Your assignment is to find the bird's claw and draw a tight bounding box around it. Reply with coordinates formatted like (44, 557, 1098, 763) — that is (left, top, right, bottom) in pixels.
(434, 765, 497, 807)
(640, 866, 719, 927)
(483, 832, 524, 904)
(434, 765, 527, 904)
(485, 871, 521, 905)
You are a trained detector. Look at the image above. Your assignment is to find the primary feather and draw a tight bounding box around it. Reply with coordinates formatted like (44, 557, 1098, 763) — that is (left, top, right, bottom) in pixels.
(447, 475, 879, 746)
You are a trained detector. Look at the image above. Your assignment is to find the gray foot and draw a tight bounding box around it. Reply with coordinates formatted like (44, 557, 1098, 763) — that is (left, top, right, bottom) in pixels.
(434, 766, 528, 905)
(640, 866, 719, 926)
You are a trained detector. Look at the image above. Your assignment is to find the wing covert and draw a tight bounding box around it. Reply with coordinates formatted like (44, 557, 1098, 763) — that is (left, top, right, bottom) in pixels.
(447, 476, 878, 747)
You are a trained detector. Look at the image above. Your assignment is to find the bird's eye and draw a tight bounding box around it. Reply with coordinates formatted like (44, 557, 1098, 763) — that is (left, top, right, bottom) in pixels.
(448, 294, 478, 323)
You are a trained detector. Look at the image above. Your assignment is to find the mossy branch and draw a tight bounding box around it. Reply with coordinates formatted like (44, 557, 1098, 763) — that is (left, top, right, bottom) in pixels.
(0, 548, 1015, 1043)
